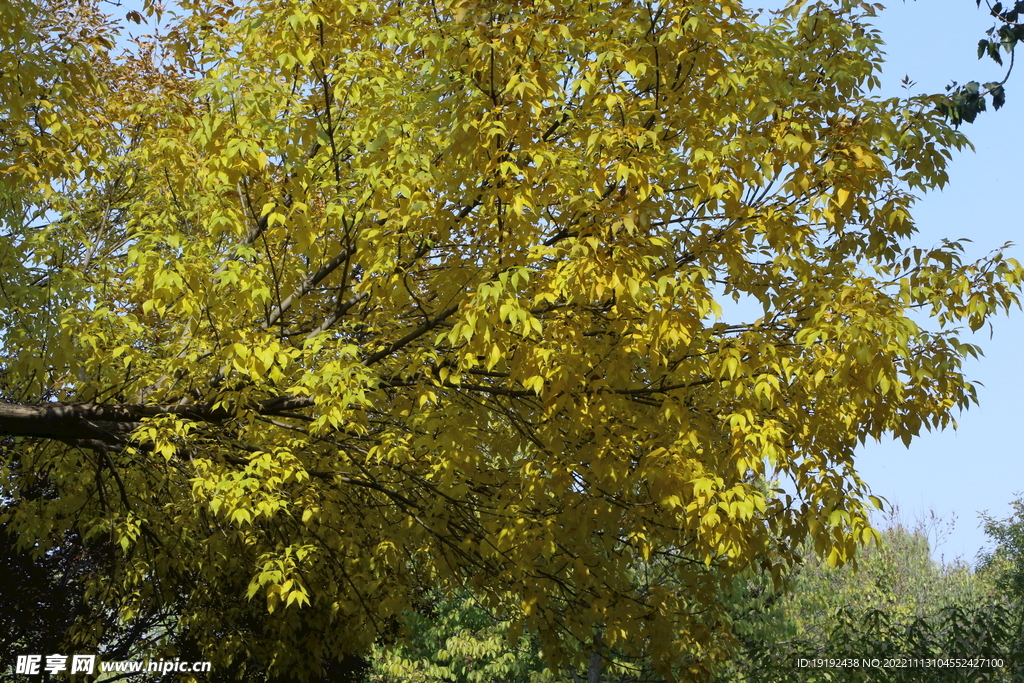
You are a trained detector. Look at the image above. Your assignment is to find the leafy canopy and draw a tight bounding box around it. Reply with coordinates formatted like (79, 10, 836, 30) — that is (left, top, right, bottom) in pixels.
(1, 0, 1022, 679)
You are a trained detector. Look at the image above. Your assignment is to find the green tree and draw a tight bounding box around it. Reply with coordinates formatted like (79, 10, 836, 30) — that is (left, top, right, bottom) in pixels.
(368, 588, 555, 683)
(734, 511, 1019, 682)
(978, 496, 1024, 613)
(779, 510, 989, 639)
(1, 0, 1022, 679)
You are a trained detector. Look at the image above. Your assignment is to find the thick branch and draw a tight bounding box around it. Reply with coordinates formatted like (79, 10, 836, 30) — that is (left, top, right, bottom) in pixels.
(0, 401, 229, 445)
(0, 403, 144, 442)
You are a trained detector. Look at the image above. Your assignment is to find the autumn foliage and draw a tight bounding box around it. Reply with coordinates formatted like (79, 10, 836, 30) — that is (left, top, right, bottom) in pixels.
(1, 0, 1021, 680)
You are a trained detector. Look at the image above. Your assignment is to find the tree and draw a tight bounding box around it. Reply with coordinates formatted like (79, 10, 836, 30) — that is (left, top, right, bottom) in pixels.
(1, 0, 1022, 679)
(777, 508, 991, 639)
(941, 0, 1023, 124)
(367, 509, 1012, 683)
(737, 510, 1024, 682)
(978, 496, 1024, 615)
(368, 587, 556, 683)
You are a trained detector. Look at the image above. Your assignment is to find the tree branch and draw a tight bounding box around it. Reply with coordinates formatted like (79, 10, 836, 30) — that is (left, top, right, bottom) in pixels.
(361, 304, 459, 366)
(262, 244, 358, 329)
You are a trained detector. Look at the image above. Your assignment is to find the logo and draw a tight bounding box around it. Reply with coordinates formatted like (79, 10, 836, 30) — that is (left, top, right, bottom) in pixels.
(15, 655, 95, 675)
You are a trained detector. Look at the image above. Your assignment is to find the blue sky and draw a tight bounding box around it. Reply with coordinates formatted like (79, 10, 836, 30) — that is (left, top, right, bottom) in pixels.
(109, 0, 1022, 564)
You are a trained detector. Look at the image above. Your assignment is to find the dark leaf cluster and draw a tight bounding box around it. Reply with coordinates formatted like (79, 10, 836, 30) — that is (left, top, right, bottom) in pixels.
(940, 0, 1023, 124)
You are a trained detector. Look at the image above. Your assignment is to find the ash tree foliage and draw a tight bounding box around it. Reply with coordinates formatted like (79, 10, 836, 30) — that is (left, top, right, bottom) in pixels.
(1, 0, 1022, 679)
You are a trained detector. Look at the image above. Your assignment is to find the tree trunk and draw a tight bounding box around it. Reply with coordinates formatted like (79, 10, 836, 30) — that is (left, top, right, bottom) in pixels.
(587, 645, 601, 683)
